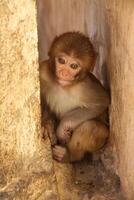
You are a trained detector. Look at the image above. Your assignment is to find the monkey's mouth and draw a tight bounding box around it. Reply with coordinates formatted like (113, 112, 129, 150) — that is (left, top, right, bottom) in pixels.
(56, 78, 72, 86)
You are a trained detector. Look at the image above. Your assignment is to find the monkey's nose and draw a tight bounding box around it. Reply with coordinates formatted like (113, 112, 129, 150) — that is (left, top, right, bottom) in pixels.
(62, 71, 69, 78)
(59, 69, 70, 79)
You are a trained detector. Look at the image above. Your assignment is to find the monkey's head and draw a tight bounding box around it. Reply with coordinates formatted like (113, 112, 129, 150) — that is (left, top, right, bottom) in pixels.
(48, 32, 97, 87)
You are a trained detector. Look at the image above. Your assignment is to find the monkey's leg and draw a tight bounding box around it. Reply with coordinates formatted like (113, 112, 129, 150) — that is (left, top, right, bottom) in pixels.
(68, 120, 109, 161)
(53, 120, 108, 162)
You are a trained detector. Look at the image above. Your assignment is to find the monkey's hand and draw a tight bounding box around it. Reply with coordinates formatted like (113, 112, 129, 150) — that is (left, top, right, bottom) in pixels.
(56, 121, 73, 145)
(52, 145, 70, 162)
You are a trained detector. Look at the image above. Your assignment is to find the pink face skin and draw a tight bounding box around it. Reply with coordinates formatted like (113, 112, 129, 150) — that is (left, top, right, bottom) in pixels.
(55, 53, 82, 87)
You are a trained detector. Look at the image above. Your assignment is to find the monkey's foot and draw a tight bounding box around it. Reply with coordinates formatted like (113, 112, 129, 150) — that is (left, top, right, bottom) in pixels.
(52, 145, 70, 162)
(64, 128, 73, 141)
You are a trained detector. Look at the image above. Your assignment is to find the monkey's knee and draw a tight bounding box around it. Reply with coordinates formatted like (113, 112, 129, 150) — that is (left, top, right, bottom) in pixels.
(89, 120, 109, 151)
(79, 120, 109, 152)
(68, 120, 109, 157)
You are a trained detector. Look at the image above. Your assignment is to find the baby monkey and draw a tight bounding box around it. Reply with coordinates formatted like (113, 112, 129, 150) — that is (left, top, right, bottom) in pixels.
(40, 32, 110, 162)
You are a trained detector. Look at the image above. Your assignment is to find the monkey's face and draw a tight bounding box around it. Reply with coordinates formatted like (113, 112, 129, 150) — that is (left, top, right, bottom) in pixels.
(55, 53, 82, 87)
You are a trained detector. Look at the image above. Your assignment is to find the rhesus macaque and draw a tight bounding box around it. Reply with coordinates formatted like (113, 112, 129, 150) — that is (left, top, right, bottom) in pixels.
(40, 32, 110, 162)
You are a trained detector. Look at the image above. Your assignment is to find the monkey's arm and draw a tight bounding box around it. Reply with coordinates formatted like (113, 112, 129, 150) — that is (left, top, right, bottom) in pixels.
(64, 74, 110, 128)
(59, 106, 107, 129)
(40, 58, 57, 145)
(40, 95, 57, 145)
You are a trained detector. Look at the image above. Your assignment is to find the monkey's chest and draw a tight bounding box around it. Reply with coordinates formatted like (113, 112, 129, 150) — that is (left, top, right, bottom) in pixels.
(45, 86, 84, 117)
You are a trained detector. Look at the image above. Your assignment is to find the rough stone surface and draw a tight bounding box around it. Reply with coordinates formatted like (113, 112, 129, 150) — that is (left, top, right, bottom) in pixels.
(106, 1, 134, 200)
(0, 1, 59, 199)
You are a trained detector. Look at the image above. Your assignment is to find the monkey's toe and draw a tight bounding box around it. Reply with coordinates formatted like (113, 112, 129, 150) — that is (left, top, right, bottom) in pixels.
(65, 130, 72, 141)
(58, 129, 72, 145)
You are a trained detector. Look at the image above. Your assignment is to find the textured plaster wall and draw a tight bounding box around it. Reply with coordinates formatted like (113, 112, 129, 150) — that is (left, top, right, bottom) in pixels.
(106, 1, 134, 199)
(0, 0, 40, 167)
(0, 1, 59, 199)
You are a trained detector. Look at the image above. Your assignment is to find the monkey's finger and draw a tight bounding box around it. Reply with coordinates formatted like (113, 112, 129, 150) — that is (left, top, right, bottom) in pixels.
(52, 150, 64, 161)
(65, 130, 72, 135)
(52, 146, 66, 158)
(52, 151, 61, 158)
(53, 145, 67, 155)
(52, 146, 61, 155)
(53, 145, 64, 150)
(53, 154, 63, 162)
(52, 147, 64, 156)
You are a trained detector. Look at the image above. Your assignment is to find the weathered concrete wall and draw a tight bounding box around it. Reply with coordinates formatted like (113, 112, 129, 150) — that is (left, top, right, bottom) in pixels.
(106, 1, 134, 199)
(0, 1, 59, 199)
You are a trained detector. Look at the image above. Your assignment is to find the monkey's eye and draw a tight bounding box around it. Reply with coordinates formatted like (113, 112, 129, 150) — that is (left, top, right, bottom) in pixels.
(58, 57, 66, 64)
(70, 63, 79, 69)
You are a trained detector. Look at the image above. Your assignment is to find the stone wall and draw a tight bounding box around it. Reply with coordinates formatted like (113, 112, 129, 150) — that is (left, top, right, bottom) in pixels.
(0, 1, 59, 199)
(106, 1, 134, 199)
